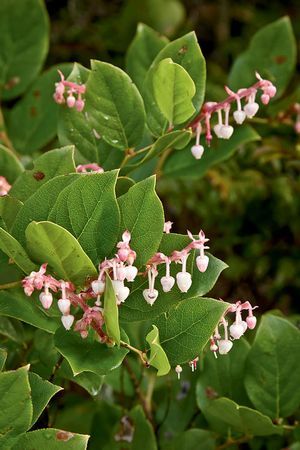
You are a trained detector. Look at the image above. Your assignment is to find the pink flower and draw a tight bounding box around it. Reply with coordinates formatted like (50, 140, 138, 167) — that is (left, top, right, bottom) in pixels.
(0, 176, 11, 196)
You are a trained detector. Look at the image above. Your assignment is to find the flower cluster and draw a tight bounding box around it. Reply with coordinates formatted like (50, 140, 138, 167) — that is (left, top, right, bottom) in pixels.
(142, 229, 210, 305)
(190, 72, 277, 160)
(53, 70, 86, 112)
(174, 300, 257, 379)
(76, 163, 104, 174)
(0, 176, 11, 196)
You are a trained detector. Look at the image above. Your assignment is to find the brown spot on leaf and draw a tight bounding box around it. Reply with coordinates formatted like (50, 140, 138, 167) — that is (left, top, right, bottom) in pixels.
(274, 55, 287, 64)
(205, 386, 218, 399)
(30, 106, 37, 117)
(4, 77, 20, 90)
(33, 90, 41, 98)
(33, 171, 45, 181)
(178, 45, 188, 55)
(56, 431, 74, 441)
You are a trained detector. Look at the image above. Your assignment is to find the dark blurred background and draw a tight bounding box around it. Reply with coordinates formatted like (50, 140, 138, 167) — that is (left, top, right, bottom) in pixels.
(44, 0, 300, 315)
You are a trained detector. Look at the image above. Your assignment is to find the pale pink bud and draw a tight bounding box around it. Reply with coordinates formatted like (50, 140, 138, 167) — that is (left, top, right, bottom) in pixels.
(244, 102, 259, 118)
(67, 94, 76, 108)
(53, 93, 64, 104)
(295, 121, 300, 134)
(143, 289, 159, 306)
(265, 85, 276, 98)
(261, 94, 270, 105)
(55, 82, 65, 95)
(176, 272, 192, 293)
(118, 248, 129, 262)
(116, 266, 127, 281)
(160, 275, 175, 292)
(233, 110, 246, 124)
(116, 286, 130, 304)
(210, 343, 218, 352)
(229, 322, 245, 339)
(175, 364, 183, 379)
(220, 125, 234, 139)
(246, 315, 257, 329)
(196, 255, 209, 273)
(80, 330, 89, 339)
(125, 266, 138, 282)
(122, 230, 131, 243)
(57, 298, 71, 315)
(213, 124, 223, 138)
(75, 98, 85, 112)
(163, 221, 173, 233)
(191, 144, 204, 160)
(39, 292, 53, 309)
(91, 279, 105, 295)
(218, 339, 233, 355)
(61, 314, 74, 330)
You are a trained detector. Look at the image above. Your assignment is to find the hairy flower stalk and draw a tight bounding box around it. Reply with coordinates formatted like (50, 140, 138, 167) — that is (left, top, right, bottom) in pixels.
(189, 72, 277, 159)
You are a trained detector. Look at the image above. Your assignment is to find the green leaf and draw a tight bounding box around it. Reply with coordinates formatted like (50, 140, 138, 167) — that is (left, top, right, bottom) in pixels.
(0, 145, 23, 183)
(0, 196, 23, 231)
(0, 227, 36, 273)
(196, 392, 282, 437)
(126, 23, 168, 91)
(58, 360, 104, 396)
(120, 233, 227, 322)
(10, 146, 76, 202)
(163, 125, 260, 177)
(54, 327, 129, 376)
(129, 405, 157, 450)
(7, 64, 73, 154)
(49, 171, 120, 264)
(104, 274, 120, 345)
(25, 221, 97, 285)
(154, 297, 229, 365)
(11, 174, 79, 245)
(85, 60, 146, 149)
(0, 366, 32, 439)
(244, 314, 300, 419)
(28, 372, 62, 427)
(0, 349, 7, 371)
(0, 289, 59, 333)
(12, 428, 89, 450)
(153, 58, 196, 125)
(115, 177, 135, 197)
(0, 317, 25, 344)
(228, 17, 296, 97)
(0, 0, 49, 100)
(164, 429, 215, 450)
(143, 32, 206, 136)
(146, 325, 170, 376)
(118, 176, 164, 267)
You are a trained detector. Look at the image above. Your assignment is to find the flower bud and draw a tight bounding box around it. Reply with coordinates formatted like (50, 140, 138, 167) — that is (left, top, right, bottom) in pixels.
(125, 265, 138, 282)
(116, 286, 130, 304)
(67, 94, 76, 108)
(220, 125, 234, 139)
(160, 275, 175, 292)
(75, 98, 85, 112)
(61, 314, 74, 330)
(246, 315, 257, 330)
(191, 144, 204, 160)
(175, 364, 183, 379)
(176, 272, 192, 293)
(213, 124, 223, 138)
(53, 93, 64, 104)
(261, 94, 270, 105)
(233, 110, 246, 124)
(55, 82, 65, 95)
(39, 292, 53, 309)
(118, 248, 129, 262)
(143, 289, 158, 306)
(57, 298, 71, 315)
(218, 339, 233, 355)
(210, 343, 218, 352)
(91, 279, 105, 295)
(196, 255, 209, 273)
(244, 102, 259, 118)
(265, 85, 276, 98)
(116, 266, 126, 281)
(229, 322, 246, 339)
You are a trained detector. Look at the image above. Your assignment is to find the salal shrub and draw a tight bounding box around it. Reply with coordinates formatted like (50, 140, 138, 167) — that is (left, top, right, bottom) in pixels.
(0, 2, 299, 449)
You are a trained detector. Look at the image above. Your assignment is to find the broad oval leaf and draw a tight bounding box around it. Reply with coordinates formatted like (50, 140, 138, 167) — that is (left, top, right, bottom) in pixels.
(25, 221, 97, 286)
(118, 176, 164, 267)
(104, 274, 120, 345)
(228, 17, 296, 97)
(0, 227, 36, 273)
(12, 428, 89, 450)
(154, 297, 229, 365)
(0, 145, 23, 183)
(0, 196, 23, 232)
(126, 23, 168, 91)
(0, 0, 49, 100)
(7, 64, 73, 154)
(244, 314, 300, 419)
(165, 429, 216, 450)
(10, 146, 76, 202)
(153, 58, 196, 125)
(54, 327, 129, 376)
(49, 171, 120, 264)
(146, 325, 170, 376)
(85, 60, 146, 149)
